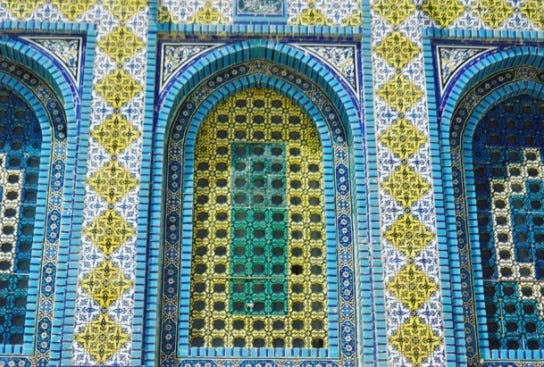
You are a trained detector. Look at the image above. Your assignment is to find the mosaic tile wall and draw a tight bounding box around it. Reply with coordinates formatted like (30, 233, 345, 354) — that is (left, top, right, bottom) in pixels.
(369, 1, 544, 366)
(0, 1, 149, 365)
(0, 0, 540, 366)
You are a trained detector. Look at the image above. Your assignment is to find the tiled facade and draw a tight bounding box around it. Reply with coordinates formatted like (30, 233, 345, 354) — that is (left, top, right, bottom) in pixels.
(0, 1, 541, 366)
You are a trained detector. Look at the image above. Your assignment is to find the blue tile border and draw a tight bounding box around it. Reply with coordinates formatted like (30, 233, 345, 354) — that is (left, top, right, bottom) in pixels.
(156, 23, 363, 39)
(359, 0, 386, 365)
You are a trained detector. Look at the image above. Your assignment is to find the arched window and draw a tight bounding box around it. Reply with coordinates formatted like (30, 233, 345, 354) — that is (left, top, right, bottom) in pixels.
(0, 86, 42, 345)
(188, 88, 328, 349)
(442, 62, 544, 364)
(0, 54, 69, 361)
(152, 42, 364, 366)
(471, 94, 544, 352)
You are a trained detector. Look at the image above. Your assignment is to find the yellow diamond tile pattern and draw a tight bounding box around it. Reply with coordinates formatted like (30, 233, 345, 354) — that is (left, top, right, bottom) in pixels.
(371, 0, 416, 26)
(83, 209, 136, 256)
(521, 0, 544, 29)
(370, 0, 448, 364)
(382, 165, 431, 209)
(102, 0, 147, 21)
(87, 160, 138, 205)
(95, 69, 143, 109)
(390, 316, 442, 366)
(384, 214, 434, 259)
(379, 118, 427, 160)
(91, 113, 141, 155)
(2, 0, 45, 19)
(343, 8, 362, 26)
(422, 0, 465, 27)
(376, 74, 424, 113)
(375, 32, 421, 70)
(70, 0, 146, 364)
(472, 0, 514, 28)
(189, 3, 229, 24)
(98, 26, 144, 64)
(158, 5, 174, 23)
(293, 7, 334, 26)
(50, 0, 96, 20)
(75, 313, 131, 364)
(80, 260, 133, 308)
(387, 263, 438, 311)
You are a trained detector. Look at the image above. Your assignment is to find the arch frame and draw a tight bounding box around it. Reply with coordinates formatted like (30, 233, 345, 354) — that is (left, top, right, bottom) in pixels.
(142, 40, 368, 366)
(428, 35, 544, 366)
(0, 28, 91, 365)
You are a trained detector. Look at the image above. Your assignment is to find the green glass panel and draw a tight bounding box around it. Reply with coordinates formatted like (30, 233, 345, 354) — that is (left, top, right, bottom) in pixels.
(229, 142, 288, 315)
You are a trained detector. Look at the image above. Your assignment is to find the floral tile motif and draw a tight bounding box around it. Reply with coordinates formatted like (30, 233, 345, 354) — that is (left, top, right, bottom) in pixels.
(23, 36, 83, 84)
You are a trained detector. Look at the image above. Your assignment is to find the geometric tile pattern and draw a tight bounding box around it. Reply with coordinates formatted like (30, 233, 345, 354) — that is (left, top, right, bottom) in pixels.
(372, 0, 416, 26)
(376, 75, 424, 113)
(389, 316, 442, 366)
(381, 165, 431, 209)
(472, 0, 513, 28)
(2, 0, 45, 19)
(40, 0, 147, 364)
(0, 0, 542, 366)
(422, 0, 465, 27)
(74, 313, 131, 364)
(384, 214, 434, 259)
(50, 0, 97, 20)
(292, 5, 333, 26)
(375, 32, 421, 70)
(288, 0, 361, 25)
(79, 260, 133, 309)
(91, 114, 141, 155)
(387, 264, 438, 312)
(83, 209, 136, 256)
(86, 161, 138, 205)
(102, 0, 146, 22)
(188, 3, 230, 24)
(94, 69, 143, 109)
(97, 26, 144, 64)
(159, 0, 233, 24)
(379, 118, 427, 160)
(371, 0, 444, 364)
(520, 0, 544, 29)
